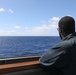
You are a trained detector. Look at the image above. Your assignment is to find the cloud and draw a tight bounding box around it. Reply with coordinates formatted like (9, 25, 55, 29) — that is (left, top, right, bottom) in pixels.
(25, 27, 28, 29)
(24, 17, 59, 36)
(49, 17, 60, 23)
(0, 8, 5, 12)
(24, 26, 58, 36)
(0, 17, 60, 36)
(9, 9, 14, 13)
(14, 26, 21, 29)
(0, 30, 14, 36)
(51, 17, 60, 21)
(0, 29, 26, 36)
(0, 8, 14, 13)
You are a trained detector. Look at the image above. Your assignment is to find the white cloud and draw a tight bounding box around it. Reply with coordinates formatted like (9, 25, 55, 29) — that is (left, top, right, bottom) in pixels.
(24, 25, 58, 36)
(14, 26, 21, 29)
(0, 8, 5, 12)
(0, 8, 14, 13)
(25, 27, 28, 29)
(24, 17, 59, 36)
(0, 30, 23, 36)
(0, 17, 59, 36)
(9, 9, 14, 13)
(0, 30, 14, 36)
(51, 17, 60, 21)
(49, 17, 60, 23)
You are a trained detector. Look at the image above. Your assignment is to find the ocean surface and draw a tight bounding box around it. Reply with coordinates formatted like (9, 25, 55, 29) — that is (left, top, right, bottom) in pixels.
(0, 36, 61, 58)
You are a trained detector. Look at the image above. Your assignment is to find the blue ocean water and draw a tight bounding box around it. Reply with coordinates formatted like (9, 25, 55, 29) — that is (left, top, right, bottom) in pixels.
(0, 36, 61, 58)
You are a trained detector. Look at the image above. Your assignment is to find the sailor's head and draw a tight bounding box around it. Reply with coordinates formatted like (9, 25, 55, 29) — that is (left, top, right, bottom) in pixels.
(58, 16, 75, 40)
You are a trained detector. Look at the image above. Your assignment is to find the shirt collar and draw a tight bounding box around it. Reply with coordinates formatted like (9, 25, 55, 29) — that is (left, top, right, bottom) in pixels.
(63, 32, 76, 40)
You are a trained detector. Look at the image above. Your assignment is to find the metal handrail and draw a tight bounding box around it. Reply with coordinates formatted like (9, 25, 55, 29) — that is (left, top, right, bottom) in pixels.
(0, 56, 40, 65)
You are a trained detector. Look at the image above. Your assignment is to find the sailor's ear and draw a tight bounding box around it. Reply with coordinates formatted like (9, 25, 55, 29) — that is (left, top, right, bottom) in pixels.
(59, 27, 63, 33)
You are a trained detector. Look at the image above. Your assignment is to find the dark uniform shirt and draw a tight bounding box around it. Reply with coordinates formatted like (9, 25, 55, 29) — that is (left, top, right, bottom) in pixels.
(39, 32, 76, 75)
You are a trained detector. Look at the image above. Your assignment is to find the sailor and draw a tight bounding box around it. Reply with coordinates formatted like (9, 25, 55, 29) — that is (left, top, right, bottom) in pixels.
(39, 16, 76, 75)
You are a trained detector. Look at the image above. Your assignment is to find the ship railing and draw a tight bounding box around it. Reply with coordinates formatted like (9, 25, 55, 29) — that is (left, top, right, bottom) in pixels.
(0, 56, 48, 75)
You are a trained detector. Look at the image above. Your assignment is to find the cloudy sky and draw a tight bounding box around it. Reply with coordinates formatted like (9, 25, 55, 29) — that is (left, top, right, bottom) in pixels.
(0, 0, 76, 36)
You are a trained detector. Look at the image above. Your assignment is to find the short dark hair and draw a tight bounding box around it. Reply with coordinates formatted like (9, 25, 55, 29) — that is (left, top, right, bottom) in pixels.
(58, 16, 75, 36)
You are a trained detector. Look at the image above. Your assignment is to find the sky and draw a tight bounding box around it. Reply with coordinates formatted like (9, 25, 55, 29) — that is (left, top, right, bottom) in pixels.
(0, 0, 76, 36)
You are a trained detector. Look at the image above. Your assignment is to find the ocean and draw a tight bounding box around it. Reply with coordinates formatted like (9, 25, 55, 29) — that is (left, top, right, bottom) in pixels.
(0, 36, 61, 58)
